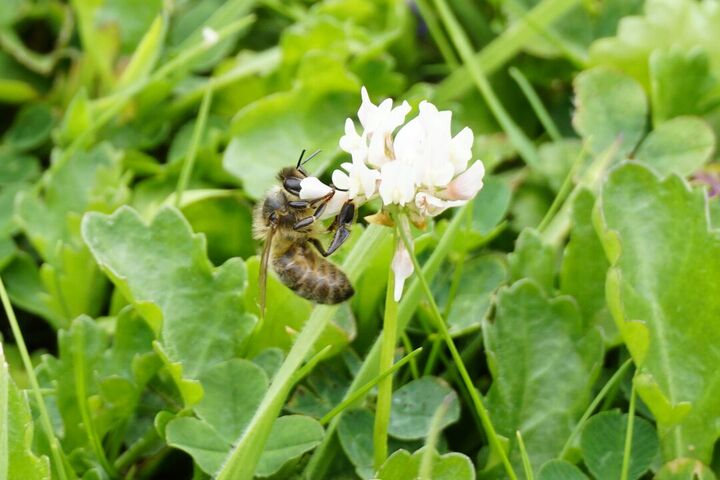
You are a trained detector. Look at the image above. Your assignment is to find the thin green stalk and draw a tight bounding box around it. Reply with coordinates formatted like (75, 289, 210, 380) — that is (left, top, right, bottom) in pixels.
(433, 0, 541, 168)
(73, 322, 117, 477)
(516, 431, 534, 480)
(395, 213, 518, 480)
(509, 67, 562, 142)
(434, 0, 580, 102)
(621, 381, 636, 480)
(175, 83, 213, 208)
(216, 225, 389, 480)
(414, 0, 460, 69)
(320, 348, 422, 426)
(291, 346, 332, 384)
(1, 343, 8, 480)
(559, 358, 633, 459)
(374, 230, 399, 469)
(0, 276, 69, 480)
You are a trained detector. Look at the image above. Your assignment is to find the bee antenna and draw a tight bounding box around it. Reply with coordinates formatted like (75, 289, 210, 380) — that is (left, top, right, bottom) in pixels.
(296, 149, 307, 169)
(302, 149, 322, 166)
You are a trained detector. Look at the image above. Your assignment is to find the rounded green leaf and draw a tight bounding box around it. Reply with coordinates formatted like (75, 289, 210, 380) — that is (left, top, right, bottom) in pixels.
(537, 460, 589, 480)
(635, 116, 715, 177)
(573, 67, 648, 156)
(655, 458, 717, 480)
(388, 377, 460, 440)
(580, 410, 658, 480)
(256, 415, 324, 477)
(377, 447, 475, 480)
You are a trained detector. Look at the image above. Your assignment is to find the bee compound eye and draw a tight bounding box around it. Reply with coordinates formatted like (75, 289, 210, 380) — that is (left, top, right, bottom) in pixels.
(283, 176, 302, 194)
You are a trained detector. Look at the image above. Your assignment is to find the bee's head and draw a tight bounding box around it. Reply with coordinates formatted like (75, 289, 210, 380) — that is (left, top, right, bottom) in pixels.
(277, 149, 322, 195)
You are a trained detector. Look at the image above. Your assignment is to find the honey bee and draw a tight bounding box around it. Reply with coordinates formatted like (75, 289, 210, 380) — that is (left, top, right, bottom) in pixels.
(253, 149, 355, 316)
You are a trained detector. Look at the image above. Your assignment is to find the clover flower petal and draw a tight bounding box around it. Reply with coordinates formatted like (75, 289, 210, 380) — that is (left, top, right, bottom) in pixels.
(415, 192, 466, 217)
(391, 238, 413, 301)
(379, 161, 416, 206)
(299, 177, 333, 200)
(442, 160, 485, 201)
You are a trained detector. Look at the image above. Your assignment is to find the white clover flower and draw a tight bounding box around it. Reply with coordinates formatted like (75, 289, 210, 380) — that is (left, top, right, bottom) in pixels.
(298, 87, 485, 301)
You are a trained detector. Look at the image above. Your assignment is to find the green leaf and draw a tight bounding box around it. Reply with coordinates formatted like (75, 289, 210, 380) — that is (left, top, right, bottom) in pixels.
(3, 103, 54, 152)
(115, 15, 166, 90)
(572, 67, 647, 156)
(635, 116, 715, 177)
(596, 162, 720, 462)
(588, 0, 720, 89)
(432, 255, 507, 336)
(377, 448, 475, 480)
(223, 54, 359, 199)
(82, 206, 254, 380)
(560, 189, 615, 340)
(649, 47, 719, 125)
(537, 460, 589, 480)
(508, 228, 555, 293)
(388, 377, 460, 441)
(255, 415, 324, 477)
(338, 408, 375, 479)
(655, 459, 718, 480)
(166, 416, 229, 474)
(195, 359, 268, 443)
(483, 280, 603, 474)
(580, 410, 658, 480)
(0, 343, 51, 480)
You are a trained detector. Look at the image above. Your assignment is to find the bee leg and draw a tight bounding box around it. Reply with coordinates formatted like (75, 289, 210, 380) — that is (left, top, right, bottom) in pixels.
(325, 224, 351, 256)
(293, 201, 329, 230)
(309, 238, 329, 256)
(288, 200, 310, 208)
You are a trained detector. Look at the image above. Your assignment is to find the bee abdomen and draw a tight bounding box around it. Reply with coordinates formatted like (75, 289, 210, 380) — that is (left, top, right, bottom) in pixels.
(273, 244, 354, 304)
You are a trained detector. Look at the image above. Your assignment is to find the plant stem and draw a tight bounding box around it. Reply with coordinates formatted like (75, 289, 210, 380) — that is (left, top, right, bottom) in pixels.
(374, 231, 399, 469)
(400, 334, 420, 380)
(433, 0, 541, 168)
(516, 430, 534, 480)
(215, 225, 389, 480)
(0, 276, 69, 480)
(559, 358, 633, 459)
(621, 381, 636, 480)
(114, 427, 160, 473)
(175, 83, 214, 208)
(395, 213, 518, 480)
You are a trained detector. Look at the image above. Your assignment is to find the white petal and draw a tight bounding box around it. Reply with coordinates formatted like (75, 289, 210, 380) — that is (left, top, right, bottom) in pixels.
(379, 161, 416, 206)
(332, 170, 351, 190)
(358, 86, 375, 131)
(443, 160, 485, 201)
(450, 127, 474, 174)
(391, 241, 414, 302)
(321, 190, 350, 219)
(339, 118, 363, 154)
(415, 192, 466, 217)
(299, 177, 333, 200)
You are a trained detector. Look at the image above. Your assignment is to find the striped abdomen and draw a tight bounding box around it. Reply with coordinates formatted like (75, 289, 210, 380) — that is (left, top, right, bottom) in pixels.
(272, 242, 354, 304)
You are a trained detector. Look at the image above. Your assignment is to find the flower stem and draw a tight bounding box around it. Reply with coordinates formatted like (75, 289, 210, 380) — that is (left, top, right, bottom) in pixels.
(395, 213, 518, 480)
(620, 380, 636, 480)
(373, 231, 399, 470)
(0, 275, 69, 480)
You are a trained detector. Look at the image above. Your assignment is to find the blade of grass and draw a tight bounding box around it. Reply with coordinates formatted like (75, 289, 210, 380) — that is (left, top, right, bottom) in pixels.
(395, 211, 518, 480)
(320, 348, 423, 426)
(620, 381, 636, 480)
(414, 0, 460, 69)
(400, 333, 420, 380)
(175, 83, 214, 208)
(0, 276, 70, 480)
(216, 224, 390, 480)
(1, 343, 8, 480)
(559, 358, 633, 459)
(433, 0, 541, 168)
(434, 0, 580, 103)
(374, 229, 399, 469)
(536, 143, 586, 232)
(516, 430, 534, 480)
(509, 67, 562, 142)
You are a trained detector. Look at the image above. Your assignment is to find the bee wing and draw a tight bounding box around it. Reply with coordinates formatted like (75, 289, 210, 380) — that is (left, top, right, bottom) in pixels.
(258, 224, 276, 321)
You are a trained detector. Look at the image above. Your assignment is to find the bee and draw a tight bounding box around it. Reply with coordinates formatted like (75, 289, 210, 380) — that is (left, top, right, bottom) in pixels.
(253, 149, 356, 316)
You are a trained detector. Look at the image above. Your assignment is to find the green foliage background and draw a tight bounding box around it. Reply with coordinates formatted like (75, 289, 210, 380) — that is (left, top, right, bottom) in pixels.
(1, 0, 720, 479)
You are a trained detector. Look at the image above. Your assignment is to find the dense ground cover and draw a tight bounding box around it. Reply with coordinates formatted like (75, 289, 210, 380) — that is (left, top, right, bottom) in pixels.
(1, 0, 720, 478)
